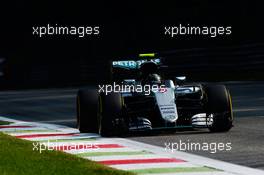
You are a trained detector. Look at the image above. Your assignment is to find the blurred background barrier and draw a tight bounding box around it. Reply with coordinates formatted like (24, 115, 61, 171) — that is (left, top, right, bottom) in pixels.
(1, 43, 264, 90)
(162, 43, 264, 81)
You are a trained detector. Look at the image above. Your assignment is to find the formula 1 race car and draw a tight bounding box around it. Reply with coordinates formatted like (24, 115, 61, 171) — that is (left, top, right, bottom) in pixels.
(76, 54, 233, 136)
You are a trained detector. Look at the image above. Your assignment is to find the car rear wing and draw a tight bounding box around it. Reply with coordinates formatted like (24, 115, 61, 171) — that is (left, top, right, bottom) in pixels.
(112, 53, 162, 70)
(112, 58, 161, 69)
(111, 53, 162, 82)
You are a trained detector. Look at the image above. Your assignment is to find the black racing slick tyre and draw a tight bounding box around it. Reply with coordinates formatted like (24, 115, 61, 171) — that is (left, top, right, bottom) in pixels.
(99, 92, 123, 137)
(205, 85, 233, 132)
(77, 89, 99, 133)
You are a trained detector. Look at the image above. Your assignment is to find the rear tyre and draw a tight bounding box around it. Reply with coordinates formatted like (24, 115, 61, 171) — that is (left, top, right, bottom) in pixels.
(205, 85, 233, 132)
(77, 89, 99, 133)
(100, 92, 123, 137)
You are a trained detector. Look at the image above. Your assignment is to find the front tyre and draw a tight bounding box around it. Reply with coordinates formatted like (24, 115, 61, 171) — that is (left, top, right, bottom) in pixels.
(205, 85, 233, 132)
(77, 89, 99, 133)
(99, 92, 124, 137)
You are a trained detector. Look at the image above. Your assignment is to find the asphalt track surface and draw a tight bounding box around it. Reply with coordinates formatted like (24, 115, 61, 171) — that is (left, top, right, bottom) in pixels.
(0, 81, 263, 170)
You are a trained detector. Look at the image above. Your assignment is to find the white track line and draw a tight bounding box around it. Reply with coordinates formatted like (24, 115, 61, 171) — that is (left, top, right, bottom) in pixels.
(87, 154, 177, 161)
(110, 162, 199, 170)
(143, 172, 235, 175)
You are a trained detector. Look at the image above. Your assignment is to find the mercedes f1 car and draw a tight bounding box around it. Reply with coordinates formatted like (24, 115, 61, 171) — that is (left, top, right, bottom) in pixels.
(76, 54, 233, 136)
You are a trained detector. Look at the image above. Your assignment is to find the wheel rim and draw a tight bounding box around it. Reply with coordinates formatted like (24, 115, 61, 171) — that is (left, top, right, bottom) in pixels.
(228, 92, 234, 121)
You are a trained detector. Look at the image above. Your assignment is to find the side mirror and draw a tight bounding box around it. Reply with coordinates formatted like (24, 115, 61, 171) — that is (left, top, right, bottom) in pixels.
(175, 76, 186, 85)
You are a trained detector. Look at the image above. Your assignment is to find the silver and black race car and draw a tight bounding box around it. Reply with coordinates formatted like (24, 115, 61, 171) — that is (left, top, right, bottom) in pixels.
(76, 54, 233, 136)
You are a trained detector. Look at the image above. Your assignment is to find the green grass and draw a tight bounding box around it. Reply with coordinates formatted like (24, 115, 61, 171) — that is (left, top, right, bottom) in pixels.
(0, 121, 12, 125)
(0, 133, 135, 175)
(131, 167, 219, 174)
